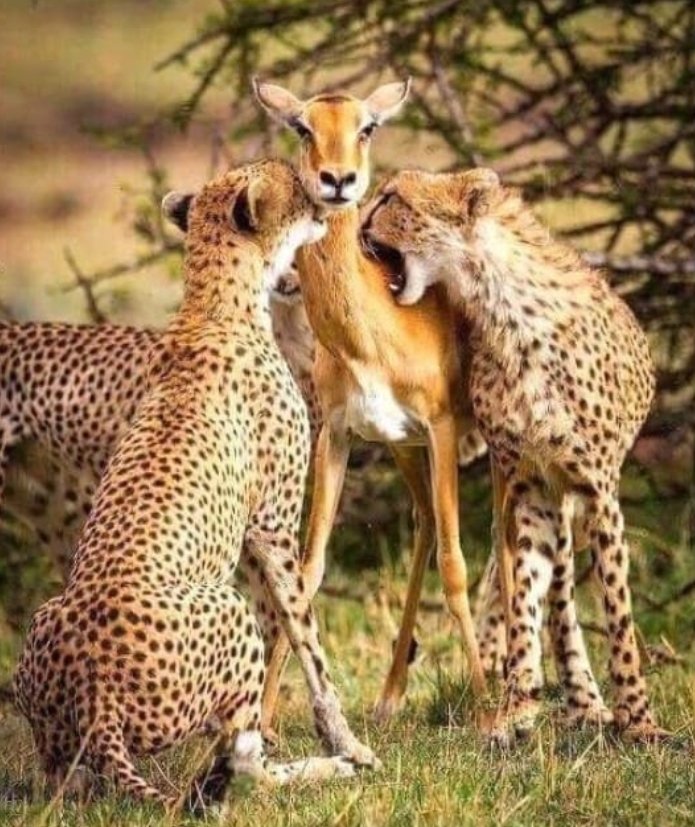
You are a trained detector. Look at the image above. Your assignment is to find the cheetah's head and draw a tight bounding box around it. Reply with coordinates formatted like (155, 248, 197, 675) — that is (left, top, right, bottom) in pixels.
(360, 168, 501, 305)
(162, 159, 326, 294)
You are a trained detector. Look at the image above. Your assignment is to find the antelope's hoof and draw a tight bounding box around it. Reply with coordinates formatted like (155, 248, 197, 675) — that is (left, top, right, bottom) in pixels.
(262, 725, 280, 752)
(373, 692, 404, 726)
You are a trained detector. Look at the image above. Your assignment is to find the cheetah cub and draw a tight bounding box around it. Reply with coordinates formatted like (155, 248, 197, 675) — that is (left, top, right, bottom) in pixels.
(361, 168, 664, 745)
(14, 159, 369, 814)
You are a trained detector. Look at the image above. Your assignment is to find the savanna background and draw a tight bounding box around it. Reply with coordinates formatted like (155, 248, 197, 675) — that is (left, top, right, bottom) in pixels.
(0, 1, 693, 824)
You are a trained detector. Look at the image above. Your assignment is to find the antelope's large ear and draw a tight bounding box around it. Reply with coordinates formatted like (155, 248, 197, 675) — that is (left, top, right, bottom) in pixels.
(365, 78, 411, 124)
(456, 168, 500, 218)
(231, 178, 264, 233)
(162, 191, 194, 233)
(252, 78, 304, 125)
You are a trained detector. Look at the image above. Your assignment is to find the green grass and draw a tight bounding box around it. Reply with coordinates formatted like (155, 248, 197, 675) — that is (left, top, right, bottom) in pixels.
(0, 552, 693, 827)
(0, 473, 691, 825)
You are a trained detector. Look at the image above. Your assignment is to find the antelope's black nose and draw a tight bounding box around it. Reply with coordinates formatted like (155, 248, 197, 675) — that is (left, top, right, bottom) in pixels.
(319, 170, 357, 190)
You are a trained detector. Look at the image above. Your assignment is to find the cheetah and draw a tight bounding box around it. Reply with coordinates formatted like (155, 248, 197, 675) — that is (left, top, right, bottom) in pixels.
(14, 159, 376, 813)
(361, 167, 664, 743)
(0, 266, 319, 576)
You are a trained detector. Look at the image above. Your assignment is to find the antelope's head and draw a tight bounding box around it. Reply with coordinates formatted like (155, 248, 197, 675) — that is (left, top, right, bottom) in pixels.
(253, 78, 411, 209)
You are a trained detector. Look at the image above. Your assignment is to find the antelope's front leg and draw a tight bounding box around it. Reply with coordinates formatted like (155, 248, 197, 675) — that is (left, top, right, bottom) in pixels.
(248, 527, 378, 768)
(428, 416, 487, 698)
(260, 424, 350, 740)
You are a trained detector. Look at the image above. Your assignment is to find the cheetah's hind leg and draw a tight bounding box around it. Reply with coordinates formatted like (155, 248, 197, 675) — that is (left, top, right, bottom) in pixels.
(589, 492, 669, 742)
(84, 718, 174, 810)
(0, 421, 16, 506)
(474, 554, 507, 679)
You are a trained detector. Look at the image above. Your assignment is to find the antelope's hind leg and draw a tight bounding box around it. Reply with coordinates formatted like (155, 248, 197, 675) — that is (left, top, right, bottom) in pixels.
(374, 445, 435, 724)
(428, 417, 487, 699)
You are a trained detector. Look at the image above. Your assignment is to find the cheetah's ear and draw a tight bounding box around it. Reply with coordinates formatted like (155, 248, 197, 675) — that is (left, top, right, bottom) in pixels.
(456, 168, 500, 218)
(231, 179, 263, 233)
(252, 78, 304, 125)
(161, 191, 194, 233)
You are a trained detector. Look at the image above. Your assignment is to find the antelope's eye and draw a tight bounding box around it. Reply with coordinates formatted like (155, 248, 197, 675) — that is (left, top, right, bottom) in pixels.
(291, 120, 313, 141)
(359, 123, 377, 141)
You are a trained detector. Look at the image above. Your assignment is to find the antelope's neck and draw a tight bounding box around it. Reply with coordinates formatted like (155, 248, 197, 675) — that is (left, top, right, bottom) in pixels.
(296, 207, 392, 360)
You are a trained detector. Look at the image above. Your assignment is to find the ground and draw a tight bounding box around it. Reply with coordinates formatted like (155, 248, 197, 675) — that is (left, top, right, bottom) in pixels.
(0, 480, 692, 826)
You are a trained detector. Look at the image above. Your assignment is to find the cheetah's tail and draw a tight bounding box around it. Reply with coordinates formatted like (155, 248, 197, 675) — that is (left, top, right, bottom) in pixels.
(87, 723, 175, 810)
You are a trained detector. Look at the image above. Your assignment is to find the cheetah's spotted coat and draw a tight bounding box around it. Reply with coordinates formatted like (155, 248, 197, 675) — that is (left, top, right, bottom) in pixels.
(361, 168, 661, 743)
(0, 271, 319, 576)
(14, 160, 374, 811)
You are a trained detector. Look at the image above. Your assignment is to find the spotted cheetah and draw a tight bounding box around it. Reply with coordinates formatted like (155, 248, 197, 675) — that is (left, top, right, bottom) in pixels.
(361, 167, 663, 743)
(0, 266, 319, 575)
(14, 159, 375, 812)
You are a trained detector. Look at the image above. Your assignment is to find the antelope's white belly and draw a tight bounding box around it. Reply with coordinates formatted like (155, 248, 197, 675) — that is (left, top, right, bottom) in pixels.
(340, 374, 424, 444)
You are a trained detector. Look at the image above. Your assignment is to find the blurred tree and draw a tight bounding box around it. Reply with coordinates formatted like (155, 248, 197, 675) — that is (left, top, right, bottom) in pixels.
(3, 0, 692, 618)
(76, 0, 694, 422)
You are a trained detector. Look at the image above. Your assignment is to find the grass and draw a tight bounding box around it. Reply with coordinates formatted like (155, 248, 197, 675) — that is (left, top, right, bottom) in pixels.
(0, 463, 692, 825)
(0, 549, 692, 827)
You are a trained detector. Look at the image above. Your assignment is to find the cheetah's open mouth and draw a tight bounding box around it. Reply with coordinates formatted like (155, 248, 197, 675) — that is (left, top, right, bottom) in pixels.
(273, 278, 301, 299)
(360, 233, 406, 296)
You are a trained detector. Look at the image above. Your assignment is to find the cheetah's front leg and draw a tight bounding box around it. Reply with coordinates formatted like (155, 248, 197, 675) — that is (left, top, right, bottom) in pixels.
(474, 556, 507, 678)
(260, 423, 351, 741)
(548, 497, 612, 727)
(246, 527, 379, 769)
(487, 479, 555, 746)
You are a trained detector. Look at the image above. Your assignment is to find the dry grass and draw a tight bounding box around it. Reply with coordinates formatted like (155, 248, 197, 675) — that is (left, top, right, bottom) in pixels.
(0, 556, 692, 827)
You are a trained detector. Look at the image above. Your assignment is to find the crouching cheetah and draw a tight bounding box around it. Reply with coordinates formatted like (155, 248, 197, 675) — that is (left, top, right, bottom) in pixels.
(14, 159, 375, 813)
(361, 168, 664, 744)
